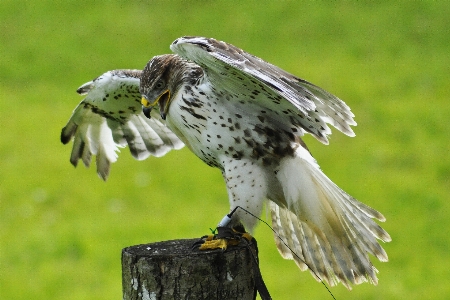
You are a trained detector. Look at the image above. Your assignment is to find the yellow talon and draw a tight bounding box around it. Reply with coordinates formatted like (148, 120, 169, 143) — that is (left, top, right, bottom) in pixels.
(241, 232, 253, 242)
(199, 237, 229, 250)
(197, 229, 253, 251)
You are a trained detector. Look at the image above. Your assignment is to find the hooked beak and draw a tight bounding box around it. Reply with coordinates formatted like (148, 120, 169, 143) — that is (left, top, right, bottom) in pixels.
(142, 106, 152, 119)
(141, 89, 171, 120)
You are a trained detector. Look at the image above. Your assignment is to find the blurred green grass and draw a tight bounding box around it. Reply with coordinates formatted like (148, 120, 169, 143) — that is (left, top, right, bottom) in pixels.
(1, 1, 449, 299)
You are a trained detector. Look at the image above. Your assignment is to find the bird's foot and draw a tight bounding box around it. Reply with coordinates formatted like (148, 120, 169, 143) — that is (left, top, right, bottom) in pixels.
(194, 226, 253, 251)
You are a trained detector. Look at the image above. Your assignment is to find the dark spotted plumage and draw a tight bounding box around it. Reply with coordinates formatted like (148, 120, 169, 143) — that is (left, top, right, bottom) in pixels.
(62, 36, 390, 290)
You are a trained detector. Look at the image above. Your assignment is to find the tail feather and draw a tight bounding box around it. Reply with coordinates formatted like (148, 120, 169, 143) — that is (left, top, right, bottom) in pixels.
(271, 202, 346, 287)
(312, 166, 391, 261)
(294, 218, 336, 284)
(270, 204, 292, 259)
(271, 205, 307, 269)
(271, 146, 390, 289)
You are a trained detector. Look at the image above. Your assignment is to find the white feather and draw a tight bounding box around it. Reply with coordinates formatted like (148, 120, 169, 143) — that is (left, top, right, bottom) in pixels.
(61, 70, 184, 179)
(269, 146, 390, 288)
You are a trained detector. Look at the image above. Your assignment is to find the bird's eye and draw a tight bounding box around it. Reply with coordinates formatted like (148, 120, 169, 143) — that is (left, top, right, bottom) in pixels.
(155, 79, 165, 90)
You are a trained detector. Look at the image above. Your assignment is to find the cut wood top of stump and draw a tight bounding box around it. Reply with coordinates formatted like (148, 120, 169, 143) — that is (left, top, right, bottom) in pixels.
(123, 238, 252, 258)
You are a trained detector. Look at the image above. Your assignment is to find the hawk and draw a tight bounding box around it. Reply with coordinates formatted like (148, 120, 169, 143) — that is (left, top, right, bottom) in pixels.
(61, 36, 390, 289)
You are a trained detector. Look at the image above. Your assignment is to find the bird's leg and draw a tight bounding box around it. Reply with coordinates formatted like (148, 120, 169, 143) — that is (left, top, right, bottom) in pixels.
(193, 209, 253, 251)
(196, 224, 253, 251)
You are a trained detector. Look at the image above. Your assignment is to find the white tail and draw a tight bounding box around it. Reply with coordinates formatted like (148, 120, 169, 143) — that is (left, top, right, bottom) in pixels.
(271, 146, 391, 289)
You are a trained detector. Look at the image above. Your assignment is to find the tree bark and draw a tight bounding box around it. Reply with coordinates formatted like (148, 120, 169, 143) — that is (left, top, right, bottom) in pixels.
(122, 238, 259, 300)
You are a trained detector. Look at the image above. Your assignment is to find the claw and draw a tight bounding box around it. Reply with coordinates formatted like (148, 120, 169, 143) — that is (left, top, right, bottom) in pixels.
(191, 235, 212, 250)
(199, 237, 230, 251)
(194, 227, 253, 251)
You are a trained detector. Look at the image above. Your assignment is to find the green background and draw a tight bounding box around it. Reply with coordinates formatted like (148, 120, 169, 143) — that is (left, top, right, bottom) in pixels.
(1, 1, 449, 299)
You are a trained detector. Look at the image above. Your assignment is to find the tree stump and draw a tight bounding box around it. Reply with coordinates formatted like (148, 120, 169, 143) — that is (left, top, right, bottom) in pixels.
(122, 238, 261, 300)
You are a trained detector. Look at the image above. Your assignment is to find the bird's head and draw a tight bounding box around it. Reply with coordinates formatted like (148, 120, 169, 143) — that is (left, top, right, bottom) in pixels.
(140, 54, 189, 120)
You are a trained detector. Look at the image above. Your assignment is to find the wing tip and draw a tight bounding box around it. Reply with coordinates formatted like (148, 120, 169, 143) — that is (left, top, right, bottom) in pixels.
(61, 125, 76, 144)
(97, 170, 109, 181)
(312, 132, 330, 145)
(96, 154, 111, 181)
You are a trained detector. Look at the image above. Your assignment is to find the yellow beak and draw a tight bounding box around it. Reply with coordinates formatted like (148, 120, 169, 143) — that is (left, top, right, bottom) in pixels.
(141, 90, 171, 120)
(141, 97, 151, 107)
(141, 90, 170, 108)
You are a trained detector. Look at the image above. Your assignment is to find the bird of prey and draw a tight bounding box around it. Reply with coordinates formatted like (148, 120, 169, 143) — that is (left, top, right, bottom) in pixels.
(61, 36, 390, 289)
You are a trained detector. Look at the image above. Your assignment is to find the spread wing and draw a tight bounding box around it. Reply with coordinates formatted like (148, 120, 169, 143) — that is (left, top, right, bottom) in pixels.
(61, 69, 184, 180)
(170, 36, 356, 144)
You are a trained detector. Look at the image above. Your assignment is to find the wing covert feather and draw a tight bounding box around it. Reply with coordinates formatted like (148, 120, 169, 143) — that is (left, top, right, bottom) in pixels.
(171, 36, 356, 144)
